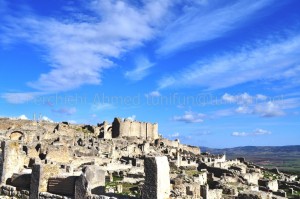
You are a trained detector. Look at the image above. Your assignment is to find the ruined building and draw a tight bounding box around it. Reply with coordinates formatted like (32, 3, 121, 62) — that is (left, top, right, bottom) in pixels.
(0, 117, 298, 199)
(111, 118, 158, 140)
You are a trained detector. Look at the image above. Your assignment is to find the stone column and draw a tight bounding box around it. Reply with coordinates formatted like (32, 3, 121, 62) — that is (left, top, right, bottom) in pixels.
(29, 164, 41, 199)
(176, 151, 181, 167)
(142, 156, 170, 199)
(1, 141, 25, 184)
(29, 164, 60, 199)
(200, 184, 209, 199)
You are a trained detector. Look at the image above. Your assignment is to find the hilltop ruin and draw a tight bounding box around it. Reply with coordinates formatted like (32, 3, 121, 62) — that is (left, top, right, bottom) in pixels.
(0, 117, 299, 199)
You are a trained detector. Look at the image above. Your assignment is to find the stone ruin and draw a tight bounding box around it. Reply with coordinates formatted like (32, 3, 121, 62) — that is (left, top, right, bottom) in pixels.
(111, 118, 158, 140)
(0, 117, 299, 199)
(97, 118, 158, 140)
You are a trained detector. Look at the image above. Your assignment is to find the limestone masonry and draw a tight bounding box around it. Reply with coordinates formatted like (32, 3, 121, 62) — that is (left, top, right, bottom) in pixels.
(0, 117, 299, 199)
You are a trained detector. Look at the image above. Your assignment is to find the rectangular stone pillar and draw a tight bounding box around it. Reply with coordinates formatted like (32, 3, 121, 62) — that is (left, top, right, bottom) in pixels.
(142, 156, 170, 199)
(200, 184, 209, 199)
(1, 141, 25, 184)
(29, 164, 60, 199)
(29, 164, 41, 199)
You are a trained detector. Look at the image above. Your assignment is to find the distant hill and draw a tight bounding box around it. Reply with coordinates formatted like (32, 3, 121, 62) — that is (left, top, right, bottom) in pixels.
(200, 145, 300, 175)
(201, 145, 300, 154)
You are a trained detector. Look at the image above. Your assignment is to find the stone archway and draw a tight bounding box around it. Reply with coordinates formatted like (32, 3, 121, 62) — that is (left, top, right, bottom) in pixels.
(9, 131, 24, 141)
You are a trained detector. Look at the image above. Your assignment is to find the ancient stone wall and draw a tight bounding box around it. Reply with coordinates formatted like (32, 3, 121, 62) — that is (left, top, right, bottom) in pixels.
(243, 172, 261, 185)
(98, 121, 112, 139)
(112, 118, 158, 140)
(1, 141, 26, 184)
(30, 164, 61, 199)
(140, 122, 147, 138)
(198, 171, 208, 186)
(198, 163, 233, 178)
(258, 179, 279, 192)
(181, 144, 201, 155)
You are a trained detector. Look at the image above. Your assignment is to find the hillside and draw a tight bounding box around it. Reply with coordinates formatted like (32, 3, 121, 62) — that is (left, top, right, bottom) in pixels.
(201, 145, 300, 175)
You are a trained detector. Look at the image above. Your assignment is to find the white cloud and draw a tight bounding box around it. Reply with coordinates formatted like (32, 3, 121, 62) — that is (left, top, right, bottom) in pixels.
(173, 111, 205, 123)
(92, 103, 115, 111)
(41, 116, 54, 123)
(1, 0, 172, 95)
(18, 115, 28, 120)
(158, 33, 300, 90)
(232, 129, 271, 136)
(222, 93, 255, 105)
(126, 115, 136, 121)
(125, 55, 154, 81)
(1, 92, 42, 104)
(238, 98, 299, 117)
(232, 132, 248, 137)
(256, 94, 267, 101)
(222, 93, 237, 103)
(145, 91, 161, 98)
(253, 129, 271, 135)
(157, 0, 273, 54)
(158, 77, 176, 90)
(235, 106, 251, 114)
(253, 101, 285, 117)
(214, 93, 299, 118)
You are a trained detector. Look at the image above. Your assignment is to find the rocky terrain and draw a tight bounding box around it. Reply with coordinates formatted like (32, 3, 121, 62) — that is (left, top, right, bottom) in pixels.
(0, 117, 299, 199)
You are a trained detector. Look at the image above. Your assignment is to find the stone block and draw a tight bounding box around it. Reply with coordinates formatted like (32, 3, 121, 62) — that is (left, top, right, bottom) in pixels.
(48, 176, 77, 196)
(10, 173, 31, 189)
(142, 156, 170, 199)
(29, 164, 60, 199)
(75, 165, 106, 199)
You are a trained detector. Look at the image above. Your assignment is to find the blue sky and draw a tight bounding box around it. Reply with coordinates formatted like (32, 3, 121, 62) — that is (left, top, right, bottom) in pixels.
(1, 0, 300, 148)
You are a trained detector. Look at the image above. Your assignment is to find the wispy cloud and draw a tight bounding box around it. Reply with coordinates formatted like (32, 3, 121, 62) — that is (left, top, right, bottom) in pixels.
(222, 93, 265, 105)
(125, 55, 154, 81)
(91, 102, 115, 111)
(210, 93, 300, 118)
(52, 107, 77, 115)
(157, 0, 273, 54)
(232, 129, 271, 137)
(220, 93, 300, 118)
(158, 33, 300, 90)
(0, 0, 172, 101)
(173, 111, 205, 123)
(1, 92, 43, 104)
(145, 90, 161, 98)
